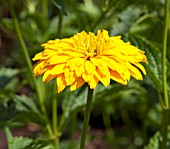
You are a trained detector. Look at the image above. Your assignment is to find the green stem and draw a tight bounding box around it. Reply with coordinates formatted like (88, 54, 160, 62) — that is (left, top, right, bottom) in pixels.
(91, 0, 120, 32)
(42, 0, 48, 30)
(161, 0, 169, 148)
(69, 114, 77, 149)
(161, 110, 169, 149)
(9, 0, 53, 138)
(80, 87, 94, 149)
(57, 11, 63, 37)
(91, 4, 113, 32)
(9, 0, 33, 81)
(52, 83, 59, 149)
(162, 0, 169, 108)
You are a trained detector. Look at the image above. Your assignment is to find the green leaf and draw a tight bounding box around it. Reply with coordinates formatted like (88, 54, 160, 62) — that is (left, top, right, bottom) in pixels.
(61, 84, 110, 118)
(0, 18, 14, 30)
(13, 95, 40, 114)
(5, 127, 33, 149)
(59, 83, 123, 131)
(12, 95, 45, 126)
(111, 4, 145, 35)
(26, 139, 53, 149)
(144, 130, 170, 149)
(59, 85, 88, 131)
(60, 140, 79, 149)
(0, 67, 19, 90)
(0, 96, 19, 125)
(13, 111, 46, 126)
(144, 132, 161, 149)
(0, 94, 45, 127)
(51, 0, 67, 15)
(122, 34, 163, 93)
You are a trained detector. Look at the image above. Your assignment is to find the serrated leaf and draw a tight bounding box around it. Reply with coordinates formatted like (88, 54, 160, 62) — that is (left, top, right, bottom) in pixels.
(12, 95, 45, 126)
(13, 95, 40, 113)
(0, 94, 45, 127)
(0, 67, 19, 90)
(13, 111, 46, 126)
(0, 96, 19, 124)
(5, 127, 33, 149)
(122, 34, 163, 93)
(26, 139, 53, 149)
(144, 132, 161, 149)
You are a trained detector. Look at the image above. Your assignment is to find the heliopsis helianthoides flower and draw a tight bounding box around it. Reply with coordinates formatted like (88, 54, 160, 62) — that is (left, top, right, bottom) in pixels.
(32, 30, 147, 93)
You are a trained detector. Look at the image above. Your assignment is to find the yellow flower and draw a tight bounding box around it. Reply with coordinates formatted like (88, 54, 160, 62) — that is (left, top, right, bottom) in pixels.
(32, 30, 147, 93)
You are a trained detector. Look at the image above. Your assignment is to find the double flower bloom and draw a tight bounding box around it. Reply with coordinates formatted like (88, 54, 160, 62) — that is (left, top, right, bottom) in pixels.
(32, 30, 147, 93)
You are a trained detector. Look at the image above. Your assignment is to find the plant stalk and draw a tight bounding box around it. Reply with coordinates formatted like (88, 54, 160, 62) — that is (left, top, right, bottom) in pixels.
(42, 0, 48, 31)
(57, 11, 63, 37)
(161, 110, 169, 149)
(52, 83, 59, 149)
(80, 87, 94, 149)
(161, 0, 169, 148)
(162, 0, 169, 108)
(9, 0, 53, 138)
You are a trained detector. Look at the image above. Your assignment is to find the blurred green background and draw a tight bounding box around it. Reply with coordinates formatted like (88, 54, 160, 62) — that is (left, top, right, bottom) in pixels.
(0, 0, 170, 149)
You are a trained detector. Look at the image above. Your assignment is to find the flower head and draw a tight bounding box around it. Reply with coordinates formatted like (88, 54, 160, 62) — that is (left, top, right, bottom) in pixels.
(32, 30, 147, 93)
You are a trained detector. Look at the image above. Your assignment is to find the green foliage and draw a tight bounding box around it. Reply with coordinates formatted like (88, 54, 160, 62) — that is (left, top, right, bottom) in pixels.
(51, 0, 67, 15)
(144, 132, 161, 149)
(60, 140, 79, 149)
(144, 131, 170, 149)
(5, 127, 33, 149)
(26, 139, 54, 149)
(0, 67, 20, 90)
(111, 4, 146, 35)
(0, 94, 45, 128)
(0, 0, 169, 148)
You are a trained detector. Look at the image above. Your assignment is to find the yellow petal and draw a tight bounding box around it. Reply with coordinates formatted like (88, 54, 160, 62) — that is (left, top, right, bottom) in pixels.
(43, 74, 56, 83)
(57, 73, 67, 93)
(88, 75, 99, 89)
(50, 63, 65, 75)
(70, 77, 85, 91)
(132, 63, 146, 75)
(66, 59, 77, 71)
(33, 60, 46, 76)
(95, 68, 110, 87)
(100, 56, 130, 81)
(64, 67, 76, 85)
(48, 54, 70, 65)
(85, 60, 95, 74)
(110, 69, 127, 85)
(75, 62, 85, 77)
(32, 52, 44, 61)
(125, 62, 143, 80)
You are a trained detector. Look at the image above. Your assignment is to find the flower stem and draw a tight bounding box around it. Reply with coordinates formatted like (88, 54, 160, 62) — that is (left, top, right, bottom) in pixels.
(9, 0, 33, 81)
(91, 1, 120, 32)
(42, 0, 48, 31)
(52, 83, 59, 149)
(9, 0, 53, 138)
(91, 3, 113, 32)
(57, 11, 63, 37)
(161, 0, 169, 148)
(80, 87, 94, 149)
(162, 0, 169, 109)
(161, 109, 169, 149)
